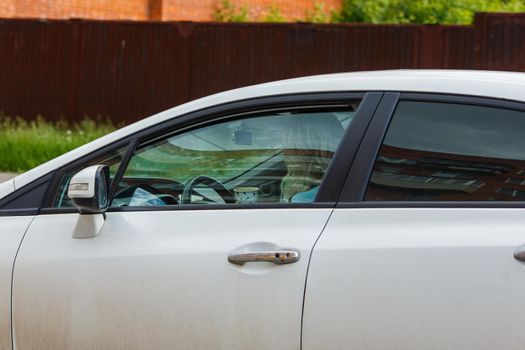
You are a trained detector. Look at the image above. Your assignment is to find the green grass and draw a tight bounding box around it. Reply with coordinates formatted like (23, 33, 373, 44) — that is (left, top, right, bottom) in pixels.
(0, 116, 117, 173)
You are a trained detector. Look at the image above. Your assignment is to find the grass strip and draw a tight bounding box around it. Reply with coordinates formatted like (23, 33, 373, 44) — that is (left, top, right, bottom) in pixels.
(0, 116, 117, 173)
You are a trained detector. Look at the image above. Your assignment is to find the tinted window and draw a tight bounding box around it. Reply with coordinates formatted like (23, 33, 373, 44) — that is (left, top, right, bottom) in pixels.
(111, 106, 358, 207)
(366, 101, 525, 201)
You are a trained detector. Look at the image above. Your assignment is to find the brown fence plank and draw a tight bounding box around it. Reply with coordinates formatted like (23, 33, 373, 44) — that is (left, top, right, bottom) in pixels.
(0, 14, 522, 123)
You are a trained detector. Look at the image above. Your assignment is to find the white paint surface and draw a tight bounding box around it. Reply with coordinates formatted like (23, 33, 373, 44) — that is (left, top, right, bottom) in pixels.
(6, 70, 525, 348)
(303, 208, 525, 350)
(0, 180, 14, 199)
(13, 209, 331, 349)
(0, 216, 33, 350)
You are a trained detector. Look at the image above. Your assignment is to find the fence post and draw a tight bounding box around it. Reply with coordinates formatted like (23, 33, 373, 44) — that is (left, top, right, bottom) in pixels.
(172, 22, 195, 105)
(417, 25, 440, 68)
(69, 18, 84, 121)
(472, 12, 488, 70)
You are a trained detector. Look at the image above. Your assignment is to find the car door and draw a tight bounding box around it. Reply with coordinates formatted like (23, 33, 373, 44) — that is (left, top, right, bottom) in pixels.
(0, 216, 33, 350)
(303, 93, 525, 349)
(0, 173, 54, 350)
(12, 93, 378, 350)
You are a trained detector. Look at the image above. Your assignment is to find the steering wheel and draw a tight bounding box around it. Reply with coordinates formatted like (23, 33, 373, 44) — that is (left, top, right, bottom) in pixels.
(181, 175, 234, 204)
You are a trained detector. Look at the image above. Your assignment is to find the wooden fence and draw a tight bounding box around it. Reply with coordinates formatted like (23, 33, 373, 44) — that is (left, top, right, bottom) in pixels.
(0, 13, 523, 123)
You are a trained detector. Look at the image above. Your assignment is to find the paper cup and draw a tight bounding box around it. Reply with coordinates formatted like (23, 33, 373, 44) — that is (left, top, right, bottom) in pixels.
(234, 187, 259, 204)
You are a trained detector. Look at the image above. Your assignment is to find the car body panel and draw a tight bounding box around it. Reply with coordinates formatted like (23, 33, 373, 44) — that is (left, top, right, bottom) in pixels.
(0, 216, 34, 350)
(303, 208, 525, 350)
(13, 209, 331, 350)
(0, 180, 14, 200)
(8, 70, 525, 195)
(5, 70, 525, 349)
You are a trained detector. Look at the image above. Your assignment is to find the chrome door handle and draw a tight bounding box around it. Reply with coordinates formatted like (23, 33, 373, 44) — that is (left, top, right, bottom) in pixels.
(228, 249, 300, 265)
(514, 247, 525, 262)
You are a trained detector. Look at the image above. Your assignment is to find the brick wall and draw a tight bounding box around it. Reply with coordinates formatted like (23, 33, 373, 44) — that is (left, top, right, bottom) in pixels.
(0, 0, 151, 20)
(0, 0, 343, 21)
(162, 0, 343, 21)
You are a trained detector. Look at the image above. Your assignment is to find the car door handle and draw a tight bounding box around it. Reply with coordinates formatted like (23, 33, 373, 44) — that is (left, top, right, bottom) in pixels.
(514, 246, 525, 262)
(228, 249, 300, 265)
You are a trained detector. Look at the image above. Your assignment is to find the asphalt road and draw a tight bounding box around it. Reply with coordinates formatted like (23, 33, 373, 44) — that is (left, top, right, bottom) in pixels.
(0, 172, 16, 183)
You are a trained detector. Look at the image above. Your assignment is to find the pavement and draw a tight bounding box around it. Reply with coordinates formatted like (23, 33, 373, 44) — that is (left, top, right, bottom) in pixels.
(0, 172, 17, 183)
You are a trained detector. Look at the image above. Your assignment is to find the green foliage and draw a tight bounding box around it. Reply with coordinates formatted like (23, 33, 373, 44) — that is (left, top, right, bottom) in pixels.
(214, 0, 249, 22)
(264, 4, 286, 22)
(304, 2, 333, 23)
(214, 0, 525, 24)
(336, 0, 525, 25)
(0, 116, 117, 172)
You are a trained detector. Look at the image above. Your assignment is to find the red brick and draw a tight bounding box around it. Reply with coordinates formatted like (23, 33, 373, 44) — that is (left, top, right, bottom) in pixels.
(162, 0, 342, 21)
(1, 0, 149, 20)
(0, 0, 343, 21)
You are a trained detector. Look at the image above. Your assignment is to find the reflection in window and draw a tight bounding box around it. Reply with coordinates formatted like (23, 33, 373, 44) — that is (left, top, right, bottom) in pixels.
(496, 187, 525, 200)
(366, 102, 525, 201)
(112, 105, 358, 207)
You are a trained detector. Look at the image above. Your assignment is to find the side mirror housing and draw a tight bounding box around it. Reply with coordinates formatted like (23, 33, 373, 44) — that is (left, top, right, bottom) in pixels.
(68, 165, 110, 214)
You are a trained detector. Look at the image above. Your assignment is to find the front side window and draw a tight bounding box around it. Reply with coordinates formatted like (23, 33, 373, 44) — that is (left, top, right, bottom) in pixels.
(366, 101, 525, 201)
(111, 106, 358, 207)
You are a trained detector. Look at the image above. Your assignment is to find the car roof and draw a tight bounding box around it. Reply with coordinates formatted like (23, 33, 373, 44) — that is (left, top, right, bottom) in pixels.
(9, 69, 525, 192)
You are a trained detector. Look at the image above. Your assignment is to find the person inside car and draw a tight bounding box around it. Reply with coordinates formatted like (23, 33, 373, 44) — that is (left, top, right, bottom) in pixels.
(281, 113, 345, 202)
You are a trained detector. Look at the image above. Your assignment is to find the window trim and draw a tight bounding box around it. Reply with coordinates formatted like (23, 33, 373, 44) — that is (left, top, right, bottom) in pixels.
(317, 92, 382, 202)
(338, 92, 525, 207)
(0, 171, 55, 216)
(338, 92, 400, 203)
(36, 91, 377, 214)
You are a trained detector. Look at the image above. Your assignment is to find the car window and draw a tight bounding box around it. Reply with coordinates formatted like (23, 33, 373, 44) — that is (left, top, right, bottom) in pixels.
(365, 101, 525, 201)
(52, 147, 127, 208)
(111, 106, 358, 207)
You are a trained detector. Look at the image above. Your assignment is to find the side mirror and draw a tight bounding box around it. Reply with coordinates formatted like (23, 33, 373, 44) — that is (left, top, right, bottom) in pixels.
(68, 165, 110, 214)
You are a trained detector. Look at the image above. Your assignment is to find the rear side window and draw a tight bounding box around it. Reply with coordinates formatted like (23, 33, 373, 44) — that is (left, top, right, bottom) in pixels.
(366, 101, 525, 201)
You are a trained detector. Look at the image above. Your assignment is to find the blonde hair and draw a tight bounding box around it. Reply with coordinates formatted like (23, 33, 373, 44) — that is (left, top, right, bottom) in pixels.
(281, 113, 344, 202)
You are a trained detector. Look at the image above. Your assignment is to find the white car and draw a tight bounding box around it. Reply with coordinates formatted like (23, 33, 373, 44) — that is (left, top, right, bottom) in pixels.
(2, 70, 525, 350)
